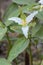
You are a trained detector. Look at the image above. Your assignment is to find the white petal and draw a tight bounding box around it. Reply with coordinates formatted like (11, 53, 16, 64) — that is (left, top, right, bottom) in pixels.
(39, 0, 43, 4)
(8, 17, 22, 24)
(26, 11, 38, 24)
(22, 26, 29, 38)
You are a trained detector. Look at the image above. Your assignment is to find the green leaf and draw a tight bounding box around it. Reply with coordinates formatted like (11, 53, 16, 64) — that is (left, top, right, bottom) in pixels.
(31, 23, 43, 39)
(41, 60, 43, 65)
(31, 23, 41, 37)
(22, 3, 38, 13)
(36, 11, 43, 21)
(12, 0, 35, 5)
(8, 38, 29, 62)
(10, 24, 22, 34)
(0, 27, 7, 41)
(3, 3, 20, 26)
(0, 22, 7, 41)
(0, 22, 4, 27)
(0, 58, 11, 65)
(35, 25, 43, 39)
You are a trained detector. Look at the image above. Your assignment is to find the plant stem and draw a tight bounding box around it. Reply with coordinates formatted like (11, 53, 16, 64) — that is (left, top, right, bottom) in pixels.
(29, 41, 33, 65)
(25, 51, 30, 65)
(25, 36, 33, 65)
(29, 34, 33, 65)
(26, 34, 33, 65)
(6, 32, 12, 59)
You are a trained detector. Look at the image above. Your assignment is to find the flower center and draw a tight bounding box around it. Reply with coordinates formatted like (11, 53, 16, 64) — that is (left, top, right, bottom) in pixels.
(22, 20, 27, 26)
(40, 5, 43, 10)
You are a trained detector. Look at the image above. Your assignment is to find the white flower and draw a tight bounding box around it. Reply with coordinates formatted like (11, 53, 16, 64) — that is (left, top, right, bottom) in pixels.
(39, 0, 43, 11)
(8, 11, 38, 38)
(39, 0, 43, 5)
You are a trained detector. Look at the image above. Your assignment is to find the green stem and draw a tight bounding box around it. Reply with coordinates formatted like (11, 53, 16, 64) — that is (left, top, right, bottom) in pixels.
(29, 42, 33, 65)
(29, 34, 33, 65)
(26, 36, 33, 65)
(6, 33, 12, 59)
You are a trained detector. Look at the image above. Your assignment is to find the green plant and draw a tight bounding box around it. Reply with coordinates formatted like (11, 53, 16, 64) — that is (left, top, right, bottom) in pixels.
(0, 0, 43, 65)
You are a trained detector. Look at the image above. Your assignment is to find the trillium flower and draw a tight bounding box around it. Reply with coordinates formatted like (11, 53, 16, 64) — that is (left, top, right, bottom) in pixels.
(8, 11, 38, 38)
(39, 0, 43, 5)
(39, 0, 43, 11)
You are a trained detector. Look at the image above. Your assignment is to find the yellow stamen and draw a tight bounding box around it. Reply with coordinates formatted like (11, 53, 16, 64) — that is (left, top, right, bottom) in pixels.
(40, 5, 43, 11)
(22, 20, 27, 26)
